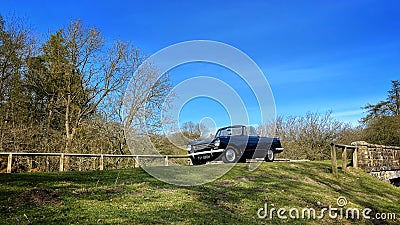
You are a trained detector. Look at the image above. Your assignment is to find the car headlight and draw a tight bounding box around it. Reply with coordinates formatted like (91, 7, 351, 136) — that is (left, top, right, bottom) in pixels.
(214, 139, 220, 148)
(186, 144, 192, 151)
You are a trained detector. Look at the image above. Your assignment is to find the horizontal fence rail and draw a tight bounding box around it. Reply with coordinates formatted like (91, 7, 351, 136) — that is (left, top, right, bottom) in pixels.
(0, 152, 190, 173)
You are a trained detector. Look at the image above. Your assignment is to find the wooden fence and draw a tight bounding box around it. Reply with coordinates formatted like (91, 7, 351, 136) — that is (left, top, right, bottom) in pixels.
(330, 143, 358, 178)
(0, 152, 189, 173)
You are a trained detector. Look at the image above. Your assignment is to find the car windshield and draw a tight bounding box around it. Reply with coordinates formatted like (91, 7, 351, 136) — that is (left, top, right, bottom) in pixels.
(215, 127, 243, 137)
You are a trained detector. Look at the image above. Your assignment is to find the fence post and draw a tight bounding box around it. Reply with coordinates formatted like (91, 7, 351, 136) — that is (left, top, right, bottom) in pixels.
(59, 153, 64, 172)
(7, 153, 12, 173)
(28, 156, 33, 170)
(342, 147, 347, 172)
(165, 156, 169, 166)
(352, 147, 358, 168)
(331, 144, 338, 178)
(135, 155, 139, 168)
(78, 157, 82, 171)
(99, 154, 104, 171)
(46, 156, 49, 172)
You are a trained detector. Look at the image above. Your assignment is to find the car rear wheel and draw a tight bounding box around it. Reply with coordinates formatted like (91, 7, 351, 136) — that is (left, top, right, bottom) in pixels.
(222, 148, 239, 163)
(265, 149, 274, 162)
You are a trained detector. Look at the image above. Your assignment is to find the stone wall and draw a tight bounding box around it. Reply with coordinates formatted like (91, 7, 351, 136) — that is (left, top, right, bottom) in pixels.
(351, 141, 400, 182)
(351, 141, 400, 172)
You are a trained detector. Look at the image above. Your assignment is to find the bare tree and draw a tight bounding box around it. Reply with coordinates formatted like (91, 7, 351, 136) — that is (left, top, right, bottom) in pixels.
(58, 20, 135, 154)
(98, 39, 172, 156)
(120, 60, 171, 156)
(259, 111, 350, 160)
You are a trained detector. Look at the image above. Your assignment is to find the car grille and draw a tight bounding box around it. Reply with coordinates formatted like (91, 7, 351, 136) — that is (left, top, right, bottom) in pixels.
(192, 143, 211, 151)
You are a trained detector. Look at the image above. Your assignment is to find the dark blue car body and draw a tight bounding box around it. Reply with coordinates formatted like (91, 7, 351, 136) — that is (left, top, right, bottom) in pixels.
(187, 125, 284, 165)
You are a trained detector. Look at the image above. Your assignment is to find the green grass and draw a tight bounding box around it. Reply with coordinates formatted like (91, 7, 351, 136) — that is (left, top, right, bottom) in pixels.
(0, 161, 399, 224)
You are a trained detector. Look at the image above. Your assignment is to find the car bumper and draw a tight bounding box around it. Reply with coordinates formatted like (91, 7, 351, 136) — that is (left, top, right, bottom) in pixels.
(188, 149, 224, 157)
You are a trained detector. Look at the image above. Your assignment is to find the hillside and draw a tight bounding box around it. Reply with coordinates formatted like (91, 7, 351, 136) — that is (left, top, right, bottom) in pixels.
(0, 161, 399, 224)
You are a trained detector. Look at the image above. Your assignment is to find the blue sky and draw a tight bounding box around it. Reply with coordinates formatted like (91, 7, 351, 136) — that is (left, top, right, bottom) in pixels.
(2, 0, 399, 127)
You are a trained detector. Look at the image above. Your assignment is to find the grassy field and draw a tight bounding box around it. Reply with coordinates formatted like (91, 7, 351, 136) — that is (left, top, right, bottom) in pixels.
(0, 161, 399, 224)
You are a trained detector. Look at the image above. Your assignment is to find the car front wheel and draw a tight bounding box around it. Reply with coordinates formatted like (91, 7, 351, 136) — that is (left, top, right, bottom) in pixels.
(222, 148, 239, 163)
(265, 149, 274, 162)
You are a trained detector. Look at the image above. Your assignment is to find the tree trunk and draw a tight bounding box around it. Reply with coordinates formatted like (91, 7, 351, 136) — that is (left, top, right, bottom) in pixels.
(64, 93, 72, 170)
(65, 93, 71, 150)
(45, 96, 54, 152)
